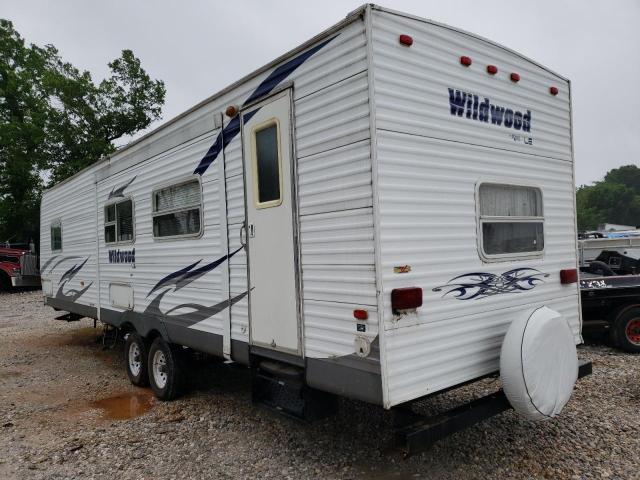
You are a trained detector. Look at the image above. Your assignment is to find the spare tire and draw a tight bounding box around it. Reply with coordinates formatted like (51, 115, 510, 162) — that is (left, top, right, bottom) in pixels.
(500, 306, 578, 421)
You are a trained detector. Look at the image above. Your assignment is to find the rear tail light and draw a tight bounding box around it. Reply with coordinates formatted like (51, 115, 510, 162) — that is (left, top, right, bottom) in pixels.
(391, 287, 423, 312)
(353, 309, 368, 321)
(560, 268, 578, 284)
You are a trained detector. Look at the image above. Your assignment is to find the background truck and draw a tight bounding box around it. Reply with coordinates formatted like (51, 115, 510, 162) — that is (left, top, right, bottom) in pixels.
(580, 248, 640, 352)
(0, 244, 40, 290)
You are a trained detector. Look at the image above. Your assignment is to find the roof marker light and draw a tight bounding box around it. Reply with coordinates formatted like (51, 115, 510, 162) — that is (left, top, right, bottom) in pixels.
(487, 65, 498, 75)
(549, 86, 559, 96)
(510, 73, 520, 83)
(460, 56, 472, 66)
(399, 34, 413, 46)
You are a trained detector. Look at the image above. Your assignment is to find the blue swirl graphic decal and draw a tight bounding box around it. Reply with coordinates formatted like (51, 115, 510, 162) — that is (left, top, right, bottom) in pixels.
(108, 175, 136, 199)
(193, 35, 337, 176)
(147, 246, 243, 298)
(52, 256, 93, 302)
(144, 247, 245, 327)
(432, 268, 549, 300)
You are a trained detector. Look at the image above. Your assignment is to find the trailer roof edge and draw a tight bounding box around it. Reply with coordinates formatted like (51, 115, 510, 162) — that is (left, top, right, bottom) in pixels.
(43, 4, 368, 194)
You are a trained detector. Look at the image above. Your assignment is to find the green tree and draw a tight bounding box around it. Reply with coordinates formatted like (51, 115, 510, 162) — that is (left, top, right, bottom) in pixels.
(577, 165, 640, 231)
(604, 165, 640, 195)
(0, 19, 165, 246)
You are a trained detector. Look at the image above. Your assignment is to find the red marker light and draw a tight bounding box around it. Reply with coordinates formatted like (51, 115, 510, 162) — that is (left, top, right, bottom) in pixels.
(560, 269, 578, 284)
(510, 73, 520, 83)
(460, 56, 472, 66)
(487, 65, 498, 75)
(391, 287, 423, 312)
(353, 309, 368, 321)
(549, 86, 559, 96)
(399, 34, 413, 46)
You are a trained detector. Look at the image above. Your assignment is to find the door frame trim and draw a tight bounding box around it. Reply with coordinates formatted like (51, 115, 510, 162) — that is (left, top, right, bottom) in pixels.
(239, 87, 304, 357)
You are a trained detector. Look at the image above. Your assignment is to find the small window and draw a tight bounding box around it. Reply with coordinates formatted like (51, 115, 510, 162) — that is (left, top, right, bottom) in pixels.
(152, 178, 202, 238)
(478, 183, 544, 259)
(105, 198, 134, 244)
(252, 120, 282, 208)
(51, 220, 62, 252)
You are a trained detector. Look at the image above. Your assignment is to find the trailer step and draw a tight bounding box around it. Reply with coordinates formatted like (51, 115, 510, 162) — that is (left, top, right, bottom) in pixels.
(54, 312, 84, 322)
(251, 360, 336, 421)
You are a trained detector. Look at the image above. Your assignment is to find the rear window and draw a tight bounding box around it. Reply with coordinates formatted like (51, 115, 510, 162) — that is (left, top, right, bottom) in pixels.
(478, 183, 544, 259)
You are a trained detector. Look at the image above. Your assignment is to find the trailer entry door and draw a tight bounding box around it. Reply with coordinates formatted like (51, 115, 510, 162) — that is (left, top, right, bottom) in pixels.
(241, 90, 300, 355)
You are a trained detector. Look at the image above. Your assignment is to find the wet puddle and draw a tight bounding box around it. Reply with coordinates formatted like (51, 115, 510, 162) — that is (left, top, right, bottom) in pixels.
(90, 391, 155, 420)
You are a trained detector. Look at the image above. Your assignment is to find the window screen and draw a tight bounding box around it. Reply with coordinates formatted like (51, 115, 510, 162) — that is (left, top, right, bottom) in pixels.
(51, 221, 62, 251)
(153, 179, 202, 238)
(105, 199, 134, 244)
(479, 184, 544, 257)
(254, 122, 281, 206)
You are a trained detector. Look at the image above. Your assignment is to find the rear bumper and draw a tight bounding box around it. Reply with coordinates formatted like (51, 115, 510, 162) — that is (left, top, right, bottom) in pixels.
(394, 359, 592, 457)
(11, 275, 41, 287)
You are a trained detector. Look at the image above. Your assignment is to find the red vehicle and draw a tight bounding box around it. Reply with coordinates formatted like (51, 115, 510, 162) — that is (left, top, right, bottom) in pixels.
(0, 245, 40, 290)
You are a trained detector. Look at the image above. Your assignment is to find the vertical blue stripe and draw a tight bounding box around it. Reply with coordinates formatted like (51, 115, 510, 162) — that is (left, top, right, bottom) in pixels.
(193, 35, 337, 176)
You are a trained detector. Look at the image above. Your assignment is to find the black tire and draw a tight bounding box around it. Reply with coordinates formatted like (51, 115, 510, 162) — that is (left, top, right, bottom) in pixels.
(147, 337, 183, 401)
(0, 272, 11, 291)
(124, 333, 150, 387)
(612, 306, 640, 353)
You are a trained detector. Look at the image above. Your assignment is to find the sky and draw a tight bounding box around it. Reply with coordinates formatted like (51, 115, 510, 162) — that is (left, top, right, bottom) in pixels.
(3, 0, 639, 186)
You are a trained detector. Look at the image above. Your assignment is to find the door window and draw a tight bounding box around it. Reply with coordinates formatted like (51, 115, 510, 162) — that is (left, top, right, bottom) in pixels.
(252, 120, 282, 208)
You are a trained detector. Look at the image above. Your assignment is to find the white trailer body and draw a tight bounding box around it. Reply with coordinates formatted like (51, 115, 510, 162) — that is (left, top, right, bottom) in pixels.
(40, 5, 581, 409)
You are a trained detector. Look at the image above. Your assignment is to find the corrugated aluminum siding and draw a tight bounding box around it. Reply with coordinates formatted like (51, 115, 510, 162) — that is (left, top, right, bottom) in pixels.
(370, 9, 579, 407)
(41, 17, 378, 366)
(40, 166, 99, 308)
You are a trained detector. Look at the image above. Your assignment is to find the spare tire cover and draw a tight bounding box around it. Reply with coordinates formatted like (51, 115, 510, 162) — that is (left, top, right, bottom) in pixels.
(500, 306, 578, 421)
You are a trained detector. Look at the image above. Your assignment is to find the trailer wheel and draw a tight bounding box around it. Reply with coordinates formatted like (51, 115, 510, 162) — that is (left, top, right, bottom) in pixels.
(148, 337, 183, 401)
(124, 333, 149, 387)
(612, 307, 640, 353)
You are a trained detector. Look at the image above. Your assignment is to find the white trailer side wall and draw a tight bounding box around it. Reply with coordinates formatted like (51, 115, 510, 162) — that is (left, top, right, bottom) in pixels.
(41, 15, 379, 385)
(370, 9, 580, 407)
(40, 167, 99, 312)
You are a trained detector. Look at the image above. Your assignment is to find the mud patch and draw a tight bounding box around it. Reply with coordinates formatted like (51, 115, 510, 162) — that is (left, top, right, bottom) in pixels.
(90, 391, 156, 420)
(0, 369, 22, 380)
(30, 326, 101, 348)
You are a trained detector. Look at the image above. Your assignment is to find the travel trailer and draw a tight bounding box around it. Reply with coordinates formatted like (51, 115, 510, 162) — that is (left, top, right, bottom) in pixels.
(40, 4, 588, 451)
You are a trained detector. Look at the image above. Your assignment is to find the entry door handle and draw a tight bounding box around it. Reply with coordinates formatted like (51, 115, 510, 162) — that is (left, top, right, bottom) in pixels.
(239, 223, 247, 247)
(248, 224, 255, 238)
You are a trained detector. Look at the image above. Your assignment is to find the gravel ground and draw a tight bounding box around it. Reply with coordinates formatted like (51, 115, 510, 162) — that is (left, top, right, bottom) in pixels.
(0, 290, 639, 480)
